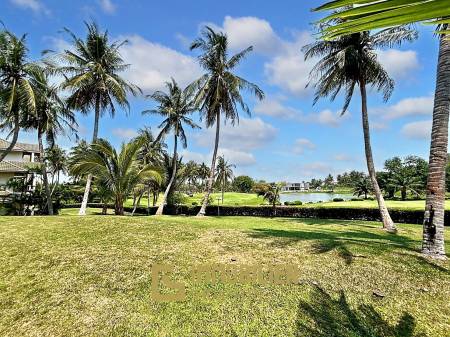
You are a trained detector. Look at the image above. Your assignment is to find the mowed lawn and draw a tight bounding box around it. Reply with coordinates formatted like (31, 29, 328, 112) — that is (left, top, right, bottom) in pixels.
(0, 214, 449, 336)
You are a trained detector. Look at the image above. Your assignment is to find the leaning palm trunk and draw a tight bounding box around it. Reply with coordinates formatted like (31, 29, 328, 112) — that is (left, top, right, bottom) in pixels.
(360, 80, 396, 232)
(422, 34, 450, 258)
(155, 136, 178, 216)
(0, 116, 20, 163)
(38, 132, 53, 215)
(197, 113, 220, 216)
(132, 191, 144, 216)
(79, 96, 100, 215)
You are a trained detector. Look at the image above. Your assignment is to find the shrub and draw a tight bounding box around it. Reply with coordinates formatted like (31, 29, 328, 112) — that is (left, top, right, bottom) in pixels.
(350, 198, 361, 201)
(192, 202, 198, 206)
(284, 201, 290, 206)
(232, 176, 254, 193)
(333, 198, 344, 202)
(285, 200, 302, 206)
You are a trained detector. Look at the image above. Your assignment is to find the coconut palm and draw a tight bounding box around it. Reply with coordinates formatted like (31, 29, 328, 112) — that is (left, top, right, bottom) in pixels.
(198, 162, 210, 190)
(314, 0, 450, 259)
(352, 176, 373, 200)
(49, 22, 141, 216)
(303, 26, 417, 233)
(190, 26, 264, 216)
(46, 145, 68, 186)
(69, 138, 161, 215)
(388, 169, 423, 201)
(215, 156, 235, 204)
(143, 79, 200, 215)
(263, 184, 281, 217)
(22, 68, 76, 215)
(0, 30, 39, 162)
(184, 160, 200, 193)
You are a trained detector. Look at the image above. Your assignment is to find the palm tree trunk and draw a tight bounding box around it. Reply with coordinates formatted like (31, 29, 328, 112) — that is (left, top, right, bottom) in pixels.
(197, 112, 220, 216)
(222, 177, 225, 205)
(0, 116, 20, 163)
(401, 187, 407, 201)
(360, 80, 396, 232)
(38, 132, 53, 215)
(115, 195, 124, 216)
(132, 191, 144, 216)
(422, 33, 450, 259)
(79, 94, 101, 216)
(147, 187, 151, 214)
(155, 135, 178, 216)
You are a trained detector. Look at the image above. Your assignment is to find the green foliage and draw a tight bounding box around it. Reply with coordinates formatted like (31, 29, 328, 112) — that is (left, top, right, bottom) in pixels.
(232, 175, 254, 193)
(333, 198, 344, 202)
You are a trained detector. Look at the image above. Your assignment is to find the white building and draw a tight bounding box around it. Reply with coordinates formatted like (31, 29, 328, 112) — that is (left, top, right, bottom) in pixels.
(282, 181, 310, 192)
(0, 139, 41, 194)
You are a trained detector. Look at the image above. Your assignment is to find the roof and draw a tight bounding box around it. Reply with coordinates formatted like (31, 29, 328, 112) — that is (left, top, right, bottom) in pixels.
(0, 139, 41, 153)
(0, 161, 41, 173)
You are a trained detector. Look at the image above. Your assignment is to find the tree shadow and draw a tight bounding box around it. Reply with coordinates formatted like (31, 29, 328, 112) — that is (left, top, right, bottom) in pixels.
(295, 286, 427, 337)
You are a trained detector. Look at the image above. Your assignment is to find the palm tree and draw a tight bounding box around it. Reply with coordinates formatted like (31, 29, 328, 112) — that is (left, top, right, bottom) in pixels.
(314, 0, 450, 259)
(46, 145, 68, 186)
(0, 30, 38, 162)
(190, 26, 264, 217)
(136, 127, 167, 210)
(69, 138, 161, 215)
(215, 156, 235, 204)
(388, 169, 423, 201)
(143, 79, 200, 215)
(184, 160, 200, 193)
(352, 176, 373, 200)
(263, 184, 281, 217)
(22, 68, 76, 215)
(198, 162, 210, 190)
(49, 22, 141, 216)
(303, 26, 417, 233)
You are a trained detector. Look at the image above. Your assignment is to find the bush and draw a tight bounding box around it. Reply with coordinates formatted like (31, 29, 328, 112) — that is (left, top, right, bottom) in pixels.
(285, 200, 302, 206)
(232, 176, 254, 193)
(167, 192, 187, 205)
(192, 202, 198, 206)
(333, 198, 344, 202)
(350, 198, 361, 201)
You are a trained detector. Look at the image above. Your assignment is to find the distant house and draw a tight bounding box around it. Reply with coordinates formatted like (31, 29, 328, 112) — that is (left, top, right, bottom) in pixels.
(0, 139, 41, 194)
(282, 182, 310, 192)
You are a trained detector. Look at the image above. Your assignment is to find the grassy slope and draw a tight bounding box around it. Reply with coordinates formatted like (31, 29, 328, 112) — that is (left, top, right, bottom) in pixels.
(0, 214, 449, 336)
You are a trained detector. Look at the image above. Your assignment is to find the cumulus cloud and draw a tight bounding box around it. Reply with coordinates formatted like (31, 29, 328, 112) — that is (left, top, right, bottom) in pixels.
(334, 154, 353, 162)
(293, 138, 316, 155)
(98, 0, 116, 14)
(378, 49, 420, 79)
(194, 117, 278, 151)
(181, 148, 256, 167)
(254, 96, 300, 119)
(304, 109, 348, 127)
(300, 162, 332, 177)
(10, 0, 50, 14)
(401, 120, 432, 140)
(112, 128, 138, 140)
(375, 96, 433, 120)
(119, 35, 202, 93)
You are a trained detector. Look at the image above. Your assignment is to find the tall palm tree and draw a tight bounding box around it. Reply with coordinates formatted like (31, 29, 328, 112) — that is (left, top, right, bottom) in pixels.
(143, 79, 200, 215)
(314, 0, 450, 259)
(263, 184, 281, 217)
(352, 176, 373, 200)
(46, 145, 68, 186)
(198, 162, 210, 190)
(190, 26, 264, 216)
(184, 160, 200, 193)
(50, 22, 141, 216)
(22, 68, 76, 215)
(0, 30, 38, 162)
(303, 26, 417, 233)
(69, 138, 161, 215)
(215, 155, 235, 204)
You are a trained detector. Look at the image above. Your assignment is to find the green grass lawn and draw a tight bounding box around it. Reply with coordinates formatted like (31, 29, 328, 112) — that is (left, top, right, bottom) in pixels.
(307, 199, 450, 211)
(0, 214, 449, 336)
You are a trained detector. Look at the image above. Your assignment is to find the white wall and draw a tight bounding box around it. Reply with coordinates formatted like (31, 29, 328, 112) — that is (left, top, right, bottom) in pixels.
(2, 152, 23, 161)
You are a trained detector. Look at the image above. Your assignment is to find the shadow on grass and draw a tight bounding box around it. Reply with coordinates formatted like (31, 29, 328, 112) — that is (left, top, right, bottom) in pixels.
(296, 286, 427, 337)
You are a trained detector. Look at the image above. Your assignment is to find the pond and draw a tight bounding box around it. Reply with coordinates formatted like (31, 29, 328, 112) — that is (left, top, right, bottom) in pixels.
(280, 192, 354, 204)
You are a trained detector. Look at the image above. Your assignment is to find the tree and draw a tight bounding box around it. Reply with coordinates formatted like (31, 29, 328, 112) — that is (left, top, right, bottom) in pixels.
(143, 79, 200, 215)
(0, 30, 38, 162)
(215, 156, 235, 204)
(184, 161, 200, 193)
(22, 68, 76, 215)
(353, 175, 373, 200)
(303, 25, 417, 233)
(69, 138, 161, 215)
(190, 26, 264, 216)
(46, 145, 68, 186)
(50, 22, 140, 216)
(323, 174, 334, 191)
(263, 184, 282, 216)
(232, 175, 254, 193)
(314, 0, 450, 263)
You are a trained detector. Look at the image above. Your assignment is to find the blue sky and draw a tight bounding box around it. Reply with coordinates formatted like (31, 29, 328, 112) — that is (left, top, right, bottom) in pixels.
(0, 0, 440, 182)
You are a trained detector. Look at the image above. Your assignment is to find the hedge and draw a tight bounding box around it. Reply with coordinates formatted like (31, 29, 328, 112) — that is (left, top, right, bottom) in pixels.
(62, 203, 449, 225)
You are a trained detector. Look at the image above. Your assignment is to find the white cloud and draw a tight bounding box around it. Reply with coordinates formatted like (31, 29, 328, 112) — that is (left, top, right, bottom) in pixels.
(119, 35, 202, 93)
(181, 148, 256, 167)
(334, 154, 352, 162)
(376, 96, 433, 120)
(254, 96, 300, 119)
(194, 117, 278, 151)
(293, 138, 316, 155)
(301, 162, 332, 177)
(378, 49, 420, 79)
(371, 122, 388, 131)
(10, 0, 50, 14)
(112, 128, 138, 140)
(401, 120, 432, 140)
(98, 0, 116, 14)
(304, 109, 348, 127)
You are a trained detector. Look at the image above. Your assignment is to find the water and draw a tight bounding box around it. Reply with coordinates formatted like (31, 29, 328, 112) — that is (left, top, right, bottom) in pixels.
(280, 192, 353, 204)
